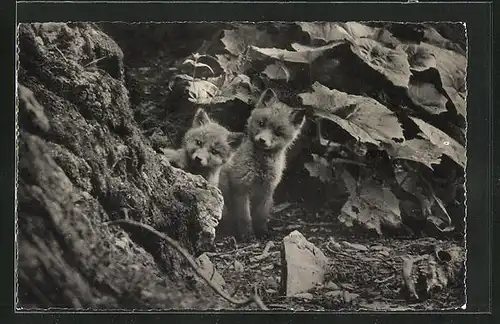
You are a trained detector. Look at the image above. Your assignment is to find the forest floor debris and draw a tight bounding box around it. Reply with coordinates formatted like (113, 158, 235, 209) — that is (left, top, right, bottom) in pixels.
(211, 204, 465, 311)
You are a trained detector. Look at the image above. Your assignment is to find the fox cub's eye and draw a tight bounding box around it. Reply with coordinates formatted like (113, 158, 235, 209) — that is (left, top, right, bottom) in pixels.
(259, 120, 265, 127)
(196, 139, 202, 146)
(210, 148, 219, 155)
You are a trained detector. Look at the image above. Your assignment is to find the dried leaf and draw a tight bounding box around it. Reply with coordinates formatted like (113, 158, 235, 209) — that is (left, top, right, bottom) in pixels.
(234, 260, 244, 272)
(340, 241, 368, 251)
(262, 241, 275, 255)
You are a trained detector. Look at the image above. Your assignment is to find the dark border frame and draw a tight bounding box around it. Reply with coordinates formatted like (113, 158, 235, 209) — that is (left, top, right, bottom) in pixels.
(3, 1, 496, 323)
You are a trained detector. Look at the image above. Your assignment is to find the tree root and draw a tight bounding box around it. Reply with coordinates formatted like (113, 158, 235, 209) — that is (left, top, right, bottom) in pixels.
(106, 219, 269, 310)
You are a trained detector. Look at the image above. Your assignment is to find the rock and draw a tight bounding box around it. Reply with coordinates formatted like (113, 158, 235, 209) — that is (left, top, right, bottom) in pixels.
(325, 281, 340, 290)
(325, 290, 343, 298)
(195, 253, 226, 290)
(378, 250, 390, 257)
(233, 260, 244, 273)
(280, 230, 329, 296)
(292, 292, 314, 300)
(343, 291, 360, 303)
(370, 245, 387, 251)
(339, 283, 355, 291)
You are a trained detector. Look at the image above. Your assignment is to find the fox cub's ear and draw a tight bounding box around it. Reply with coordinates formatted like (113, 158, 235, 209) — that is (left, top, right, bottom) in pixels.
(192, 108, 211, 127)
(227, 132, 245, 150)
(255, 88, 278, 109)
(290, 109, 307, 127)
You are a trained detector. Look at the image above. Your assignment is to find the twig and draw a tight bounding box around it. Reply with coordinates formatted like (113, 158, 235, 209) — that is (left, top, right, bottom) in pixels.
(111, 156, 131, 171)
(54, 46, 68, 62)
(106, 219, 268, 310)
(204, 243, 260, 258)
(374, 274, 395, 284)
(18, 271, 52, 307)
(252, 285, 268, 310)
(230, 284, 241, 297)
(325, 244, 358, 260)
(270, 218, 339, 227)
(84, 56, 107, 68)
(267, 304, 290, 309)
(326, 241, 398, 271)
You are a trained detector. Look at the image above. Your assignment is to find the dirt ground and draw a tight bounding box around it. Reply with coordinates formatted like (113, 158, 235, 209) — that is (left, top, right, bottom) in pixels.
(210, 202, 465, 311)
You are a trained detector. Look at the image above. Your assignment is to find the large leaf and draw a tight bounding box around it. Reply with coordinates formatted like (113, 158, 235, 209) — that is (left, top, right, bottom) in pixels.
(401, 42, 467, 118)
(304, 154, 334, 183)
(350, 38, 411, 88)
(403, 44, 437, 71)
(299, 82, 404, 146)
(194, 74, 258, 105)
(444, 86, 467, 118)
(215, 53, 252, 76)
(296, 22, 354, 43)
(221, 25, 274, 56)
(422, 24, 467, 56)
(387, 139, 443, 169)
(187, 80, 219, 103)
(262, 62, 291, 82)
(385, 139, 443, 170)
(394, 165, 454, 232)
(296, 22, 399, 47)
(407, 79, 449, 115)
(410, 117, 466, 169)
(339, 171, 402, 235)
(250, 41, 344, 64)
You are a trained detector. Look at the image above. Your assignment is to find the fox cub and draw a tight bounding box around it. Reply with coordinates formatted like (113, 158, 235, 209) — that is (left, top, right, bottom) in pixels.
(163, 108, 244, 185)
(218, 89, 307, 240)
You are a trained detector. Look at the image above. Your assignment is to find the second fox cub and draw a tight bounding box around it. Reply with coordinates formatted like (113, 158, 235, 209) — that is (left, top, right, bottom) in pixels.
(219, 89, 306, 240)
(163, 108, 244, 185)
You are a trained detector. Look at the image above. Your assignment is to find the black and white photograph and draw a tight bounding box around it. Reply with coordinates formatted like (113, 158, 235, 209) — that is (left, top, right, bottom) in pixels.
(16, 21, 467, 311)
